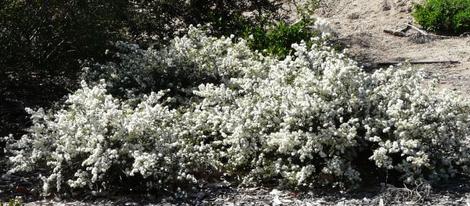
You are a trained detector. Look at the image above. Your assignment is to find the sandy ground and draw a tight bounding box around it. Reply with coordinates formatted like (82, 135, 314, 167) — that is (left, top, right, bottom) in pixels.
(315, 0, 470, 95)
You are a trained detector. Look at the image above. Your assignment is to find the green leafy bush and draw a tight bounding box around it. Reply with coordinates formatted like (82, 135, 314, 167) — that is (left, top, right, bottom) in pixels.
(243, 19, 320, 58)
(242, 16, 336, 59)
(6, 28, 470, 195)
(413, 0, 470, 34)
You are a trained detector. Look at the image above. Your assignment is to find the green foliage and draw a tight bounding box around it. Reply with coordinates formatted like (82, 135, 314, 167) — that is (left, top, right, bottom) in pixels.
(243, 19, 319, 58)
(413, 0, 470, 34)
(8, 198, 22, 206)
(290, 0, 321, 19)
(0, 198, 22, 206)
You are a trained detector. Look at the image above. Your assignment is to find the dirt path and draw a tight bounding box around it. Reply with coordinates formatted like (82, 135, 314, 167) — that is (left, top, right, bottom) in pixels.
(315, 0, 470, 95)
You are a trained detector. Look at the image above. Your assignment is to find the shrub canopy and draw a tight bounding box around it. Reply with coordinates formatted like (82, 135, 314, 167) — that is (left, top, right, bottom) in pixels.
(6, 27, 470, 194)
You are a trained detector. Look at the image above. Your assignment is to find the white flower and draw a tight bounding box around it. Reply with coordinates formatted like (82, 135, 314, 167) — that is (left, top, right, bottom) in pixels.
(7, 27, 470, 193)
(313, 18, 334, 37)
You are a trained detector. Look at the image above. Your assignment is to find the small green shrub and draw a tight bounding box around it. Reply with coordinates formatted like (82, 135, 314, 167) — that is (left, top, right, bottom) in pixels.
(243, 19, 320, 58)
(289, 0, 321, 19)
(413, 0, 470, 34)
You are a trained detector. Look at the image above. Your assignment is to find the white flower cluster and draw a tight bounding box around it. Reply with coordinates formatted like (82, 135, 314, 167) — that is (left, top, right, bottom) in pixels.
(81, 26, 263, 99)
(312, 17, 334, 37)
(6, 81, 193, 193)
(6, 27, 470, 193)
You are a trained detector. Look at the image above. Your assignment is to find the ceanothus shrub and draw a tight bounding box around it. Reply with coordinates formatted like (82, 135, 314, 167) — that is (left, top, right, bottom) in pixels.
(81, 27, 264, 100)
(5, 27, 470, 194)
(5, 81, 196, 193)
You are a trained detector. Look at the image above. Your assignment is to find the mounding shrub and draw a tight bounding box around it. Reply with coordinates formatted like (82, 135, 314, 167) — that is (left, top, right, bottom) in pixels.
(5, 27, 470, 195)
(413, 0, 470, 34)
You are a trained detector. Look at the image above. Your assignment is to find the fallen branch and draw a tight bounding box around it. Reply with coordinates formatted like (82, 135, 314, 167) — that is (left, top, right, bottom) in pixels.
(406, 23, 429, 36)
(363, 60, 460, 69)
(384, 29, 407, 37)
(384, 24, 450, 40)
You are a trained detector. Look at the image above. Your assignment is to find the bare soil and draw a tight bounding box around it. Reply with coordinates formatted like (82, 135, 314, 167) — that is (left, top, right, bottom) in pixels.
(315, 0, 470, 95)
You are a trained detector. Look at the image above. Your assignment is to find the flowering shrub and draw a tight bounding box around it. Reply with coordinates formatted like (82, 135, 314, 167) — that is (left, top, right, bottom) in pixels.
(6, 27, 470, 194)
(5, 81, 195, 193)
(82, 27, 267, 102)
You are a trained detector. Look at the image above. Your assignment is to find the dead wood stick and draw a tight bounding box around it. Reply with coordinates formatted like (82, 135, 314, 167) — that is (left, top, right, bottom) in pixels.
(383, 29, 407, 37)
(383, 60, 459, 65)
(400, 25, 411, 32)
(406, 23, 429, 36)
(406, 24, 451, 39)
(364, 60, 460, 69)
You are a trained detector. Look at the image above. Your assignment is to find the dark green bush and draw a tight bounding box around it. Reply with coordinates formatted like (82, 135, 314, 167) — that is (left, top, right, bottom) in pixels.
(413, 0, 470, 34)
(0, 0, 128, 77)
(243, 19, 319, 58)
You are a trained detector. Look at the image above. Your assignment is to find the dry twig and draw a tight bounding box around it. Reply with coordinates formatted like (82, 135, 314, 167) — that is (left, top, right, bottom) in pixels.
(364, 60, 460, 69)
(383, 29, 407, 37)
